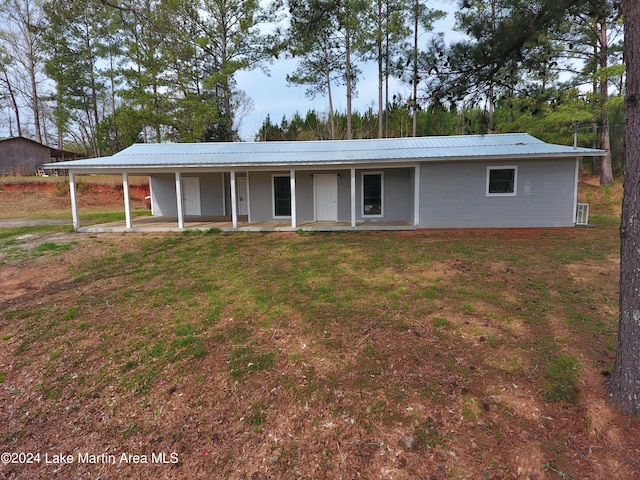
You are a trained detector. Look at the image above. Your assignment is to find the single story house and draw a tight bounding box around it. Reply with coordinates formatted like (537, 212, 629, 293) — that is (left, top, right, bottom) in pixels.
(0, 136, 81, 176)
(44, 133, 605, 232)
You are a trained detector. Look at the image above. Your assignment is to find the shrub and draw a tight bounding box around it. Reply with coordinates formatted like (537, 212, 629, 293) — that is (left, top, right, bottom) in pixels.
(53, 182, 69, 196)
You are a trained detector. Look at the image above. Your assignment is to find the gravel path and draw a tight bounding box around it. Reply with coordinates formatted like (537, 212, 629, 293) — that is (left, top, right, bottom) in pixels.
(0, 219, 71, 228)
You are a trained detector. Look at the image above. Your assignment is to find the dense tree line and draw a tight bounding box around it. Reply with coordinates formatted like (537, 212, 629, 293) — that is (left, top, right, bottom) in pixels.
(256, 94, 626, 174)
(0, 0, 281, 155)
(0, 1, 624, 168)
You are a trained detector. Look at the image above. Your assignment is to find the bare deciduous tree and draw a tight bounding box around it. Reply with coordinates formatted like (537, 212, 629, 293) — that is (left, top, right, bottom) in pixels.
(0, 0, 47, 142)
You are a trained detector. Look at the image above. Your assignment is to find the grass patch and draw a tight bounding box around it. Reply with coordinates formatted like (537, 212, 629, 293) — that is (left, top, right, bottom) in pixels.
(0, 225, 66, 244)
(0, 200, 624, 478)
(229, 347, 276, 379)
(415, 418, 448, 449)
(79, 209, 151, 225)
(244, 403, 268, 430)
(544, 354, 581, 404)
(62, 307, 78, 321)
(34, 242, 72, 254)
(170, 336, 208, 360)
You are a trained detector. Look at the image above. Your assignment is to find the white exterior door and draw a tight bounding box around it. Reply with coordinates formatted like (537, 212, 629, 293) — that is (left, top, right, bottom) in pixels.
(315, 174, 338, 221)
(182, 177, 201, 216)
(237, 176, 248, 216)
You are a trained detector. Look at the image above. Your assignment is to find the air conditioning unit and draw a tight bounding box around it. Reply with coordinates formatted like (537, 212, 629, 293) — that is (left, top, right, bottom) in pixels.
(576, 203, 589, 226)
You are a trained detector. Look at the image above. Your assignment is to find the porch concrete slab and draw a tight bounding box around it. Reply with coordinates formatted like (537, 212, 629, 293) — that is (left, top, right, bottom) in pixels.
(77, 216, 416, 233)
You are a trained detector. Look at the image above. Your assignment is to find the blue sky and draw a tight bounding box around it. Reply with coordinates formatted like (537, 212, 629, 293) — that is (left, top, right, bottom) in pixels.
(235, 1, 459, 141)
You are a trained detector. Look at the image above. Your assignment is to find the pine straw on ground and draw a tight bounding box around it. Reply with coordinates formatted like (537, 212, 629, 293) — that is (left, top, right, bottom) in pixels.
(1, 179, 638, 480)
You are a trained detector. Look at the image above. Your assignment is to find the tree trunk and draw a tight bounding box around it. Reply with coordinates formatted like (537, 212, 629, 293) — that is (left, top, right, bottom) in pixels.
(412, 0, 418, 137)
(598, 19, 614, 186)
(377, 0, 383, 139)
(153, 80, 161, 143)
(599, 110, 613, 185)
(221, 31, 234, 142)
(487, 0, 496, 134)
(89, 55, 100, 156)
(223, 79, 234, 140)
(609, 0, 640, 415)
(28, 51, 41, 143)
(488, 82, 495, 134)
(591, 121, 599, 175)
(323, 42, 336, 140)
(385, 26, 390, 138)
(1, 64, 22, 137)
(56, 81, 63, 150)
(345, 28, 353, 140)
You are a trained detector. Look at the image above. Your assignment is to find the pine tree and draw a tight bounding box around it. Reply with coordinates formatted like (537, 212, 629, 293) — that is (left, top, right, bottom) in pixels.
(609, 0, 640, 416)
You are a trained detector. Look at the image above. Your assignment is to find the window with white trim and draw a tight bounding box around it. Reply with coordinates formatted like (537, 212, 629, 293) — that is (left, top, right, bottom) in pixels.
(362, 172, 383, 216)
(486, 166, 517, 196)
(273, 175, 291, 217)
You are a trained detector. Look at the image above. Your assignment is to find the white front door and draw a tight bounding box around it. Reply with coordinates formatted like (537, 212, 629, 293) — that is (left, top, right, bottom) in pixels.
(315, 174, 338, 221)
(237, 176, 248, 216)
(182, 177, 201, 216)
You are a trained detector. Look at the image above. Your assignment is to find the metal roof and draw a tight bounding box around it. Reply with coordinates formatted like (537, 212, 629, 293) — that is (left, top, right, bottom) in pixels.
(43, 133, 605, 171)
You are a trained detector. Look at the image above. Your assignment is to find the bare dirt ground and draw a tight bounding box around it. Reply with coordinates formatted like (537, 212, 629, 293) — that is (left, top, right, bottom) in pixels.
(0, 178, 638, 480)
(0, 180, 149, 219)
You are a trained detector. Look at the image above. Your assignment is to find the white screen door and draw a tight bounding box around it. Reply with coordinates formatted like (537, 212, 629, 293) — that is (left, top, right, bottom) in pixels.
(315, 174, 338, 221)
(182, 177, 201, 216)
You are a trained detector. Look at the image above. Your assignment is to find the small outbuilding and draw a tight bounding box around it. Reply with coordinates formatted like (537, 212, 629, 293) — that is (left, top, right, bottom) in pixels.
(0, 137, 81, 176)
(44, 133, 605, 232)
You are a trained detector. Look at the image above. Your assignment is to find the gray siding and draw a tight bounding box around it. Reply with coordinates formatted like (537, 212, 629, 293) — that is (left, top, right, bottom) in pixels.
(198, 173, 225, 215)
(246, 168, 413, 223)
(337, 173, 352, 222)
(366, 167, 412, 222)
(296, 173, 314, 221)
(291, 170, 352, 222)
(150, 173, 226, 217)
(150, 174, 177, 216)
(248, 171, 277, 221)
(419, 159, 577, 228)
(248, 170, 354, 222)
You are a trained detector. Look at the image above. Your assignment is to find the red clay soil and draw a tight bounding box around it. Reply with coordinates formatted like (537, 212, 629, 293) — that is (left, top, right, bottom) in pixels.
(0, 181, 150, 213)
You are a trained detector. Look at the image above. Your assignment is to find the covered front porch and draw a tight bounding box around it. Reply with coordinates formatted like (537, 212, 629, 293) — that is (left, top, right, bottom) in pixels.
(76, 215, 416, 233)
(67, 165, 421, 232)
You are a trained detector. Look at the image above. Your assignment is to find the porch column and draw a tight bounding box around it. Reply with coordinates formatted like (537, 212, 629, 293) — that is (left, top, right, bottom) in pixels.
(230, 170, 238, 228)
(69, 172, 80, 231)
(572, 158, 580, 224)
(350, 168, 356, 227)
(414, 164, 421, 226)
(123, 172, 132, 229)
(175, 172, 184, 229)
(290, 169, 297, 228)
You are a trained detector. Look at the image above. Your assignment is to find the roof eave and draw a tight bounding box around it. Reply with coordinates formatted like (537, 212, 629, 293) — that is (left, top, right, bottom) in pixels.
(42, 150, 607, 172)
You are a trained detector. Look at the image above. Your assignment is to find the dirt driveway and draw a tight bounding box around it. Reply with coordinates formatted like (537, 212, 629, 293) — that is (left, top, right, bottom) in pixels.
(0, 219, 71, 228)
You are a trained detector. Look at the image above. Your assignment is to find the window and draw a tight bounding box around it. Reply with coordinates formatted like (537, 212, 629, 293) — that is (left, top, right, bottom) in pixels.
(273, 175, 291, 217)
(362, 172, 383, 216)
(487, 166, 517, 196)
